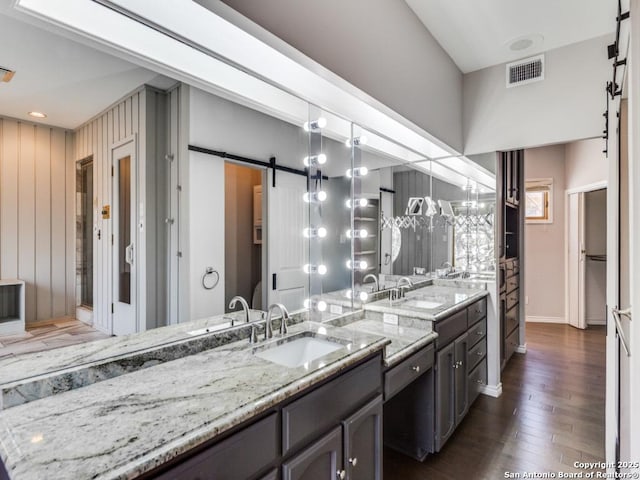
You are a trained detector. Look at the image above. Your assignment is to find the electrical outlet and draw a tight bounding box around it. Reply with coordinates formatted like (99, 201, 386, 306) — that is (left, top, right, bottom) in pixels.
(525, 296, 529, 305)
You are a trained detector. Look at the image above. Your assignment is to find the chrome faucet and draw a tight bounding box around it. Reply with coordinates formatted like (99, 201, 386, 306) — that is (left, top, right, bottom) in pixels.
(266, 303, 290, 340)
(228, 296, 251, 323)
(396, 277, 413, 298)
(363, 273, 379, 292)
(441, 261, 453, 272)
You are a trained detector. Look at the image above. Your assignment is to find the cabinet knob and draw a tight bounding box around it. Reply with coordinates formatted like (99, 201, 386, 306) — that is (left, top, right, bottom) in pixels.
(477, 351, 484, 356)
(476, 379, 484, 384)
(349, 457, 358, 467)
(337, 470, 346, 479)
(476, 331, 483, 336)
(411, 365, 420, 373)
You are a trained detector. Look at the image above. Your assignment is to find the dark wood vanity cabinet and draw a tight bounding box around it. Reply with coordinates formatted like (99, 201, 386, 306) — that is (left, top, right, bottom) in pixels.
(434, 298, 487, 452)
(149, 355, 383, 480)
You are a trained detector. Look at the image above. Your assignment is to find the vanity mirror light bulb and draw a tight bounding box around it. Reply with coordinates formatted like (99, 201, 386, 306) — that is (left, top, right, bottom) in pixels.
(303, 153, 327, 167)
(303, 227, 328, 238)
(303, 190, 328, 203)
(346, 259, 368, 270)
(304, 298, 327, 312)
(345, 166, 368, 178)
(346, 229, 368, 239)
(345, 135, 368, 147)
(303, 117, 327, 132)
(345, 290, 369, 301)
(345, 198, 368, 208)
(303, 264, 328, 275)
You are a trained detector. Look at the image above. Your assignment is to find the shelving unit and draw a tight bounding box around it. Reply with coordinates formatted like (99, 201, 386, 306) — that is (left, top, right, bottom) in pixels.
(354, 199, 380, 285)
(0, 279, 25, 336)
(498, 150, 523, 369)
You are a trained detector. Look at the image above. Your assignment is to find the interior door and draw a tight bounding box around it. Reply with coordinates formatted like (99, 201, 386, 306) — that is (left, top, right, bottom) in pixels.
(112, 139, 137, 335)
(568, 192, 586, 329)
(267, 170, 308, 311)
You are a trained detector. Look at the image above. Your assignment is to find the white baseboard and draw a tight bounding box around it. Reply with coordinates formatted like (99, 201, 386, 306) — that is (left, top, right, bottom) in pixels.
(480, 382, 503, 398)
(75, 307, 93, 325)
(587, 318, 606, 326)
(526, 316, 566, 324)
(516, 343, 527, 354)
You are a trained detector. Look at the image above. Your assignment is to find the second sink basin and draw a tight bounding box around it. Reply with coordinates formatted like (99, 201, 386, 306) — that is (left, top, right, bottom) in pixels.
(255, 333, 344, 368)
(401, 299, 443, 309)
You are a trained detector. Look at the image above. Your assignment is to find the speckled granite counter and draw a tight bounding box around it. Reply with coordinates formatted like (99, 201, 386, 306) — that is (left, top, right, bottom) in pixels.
(0, 321, 388, 480)
(364, 284, 489, 321)
(326, 312, 438, 368)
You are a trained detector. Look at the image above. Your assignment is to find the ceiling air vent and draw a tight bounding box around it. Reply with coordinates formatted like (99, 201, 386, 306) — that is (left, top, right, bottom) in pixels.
(506, 55, 544, 88)
(1, 66, 16, 83)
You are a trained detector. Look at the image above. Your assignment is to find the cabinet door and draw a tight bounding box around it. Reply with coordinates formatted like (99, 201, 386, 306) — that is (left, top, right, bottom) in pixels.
(435, 342, 456, 451)
(282, 427, 343, 480)
(454, 333, 469, 426)
(343, 396, 382, 480)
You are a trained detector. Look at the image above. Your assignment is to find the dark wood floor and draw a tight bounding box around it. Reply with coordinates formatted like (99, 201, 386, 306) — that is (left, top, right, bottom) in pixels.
(384, 323, 606, 479)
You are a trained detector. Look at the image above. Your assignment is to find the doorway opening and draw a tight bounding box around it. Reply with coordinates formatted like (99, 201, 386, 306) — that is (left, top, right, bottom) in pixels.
(224, 162, 264, 311)
(567, 187, 607, 329)
(76, 156, 94, 314)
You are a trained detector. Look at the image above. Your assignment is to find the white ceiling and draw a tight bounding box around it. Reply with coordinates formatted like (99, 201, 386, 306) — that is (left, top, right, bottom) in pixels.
(405, 0, 616, 73)
(0, 13, 159, 129)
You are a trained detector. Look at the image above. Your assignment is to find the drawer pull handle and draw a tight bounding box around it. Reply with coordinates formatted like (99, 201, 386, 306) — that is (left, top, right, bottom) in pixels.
(411, 365, 421, 373)
(349, 457, 358, 467)
(337, 470, 346, 479)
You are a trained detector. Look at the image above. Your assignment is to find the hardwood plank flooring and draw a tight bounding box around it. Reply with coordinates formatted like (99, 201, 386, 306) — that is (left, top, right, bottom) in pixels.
(0, 317, 110, 358)
(385, 323, 606, 479)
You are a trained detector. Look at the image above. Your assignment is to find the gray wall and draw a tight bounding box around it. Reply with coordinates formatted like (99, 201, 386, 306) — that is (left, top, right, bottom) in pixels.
(463, 35, 612, 155)
(217, 0, 464, 152)
(0, 117, 74, 324)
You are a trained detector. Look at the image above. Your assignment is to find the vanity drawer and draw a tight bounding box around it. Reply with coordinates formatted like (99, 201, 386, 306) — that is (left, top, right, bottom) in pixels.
(154, 412, 278, 480)
(506, 274, 519, 294)
(467, 298, 487, 327)
(434, 309, 467, 349)
(282, 356, 381, 455)
(467, 317, 487, 349)
(505, 305, 519, 336)
(505, 327, 519, 362)
(468, 337, 486, 371)
(384, 344, 434, 400)
(468, 358, 487, 405)
(506, 290, 519, 311)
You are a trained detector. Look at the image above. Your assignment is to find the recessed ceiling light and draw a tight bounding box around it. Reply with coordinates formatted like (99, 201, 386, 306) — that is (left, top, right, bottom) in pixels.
(506, 34, 544, 52)
(28, 111, 47, 119)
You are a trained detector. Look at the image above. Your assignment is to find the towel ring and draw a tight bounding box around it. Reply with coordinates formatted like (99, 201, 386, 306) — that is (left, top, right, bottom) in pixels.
(202, 267, 220, 290)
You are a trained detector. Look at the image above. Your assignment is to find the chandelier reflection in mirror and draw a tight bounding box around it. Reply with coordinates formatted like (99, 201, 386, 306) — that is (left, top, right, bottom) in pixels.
(381, 195, 496, 273)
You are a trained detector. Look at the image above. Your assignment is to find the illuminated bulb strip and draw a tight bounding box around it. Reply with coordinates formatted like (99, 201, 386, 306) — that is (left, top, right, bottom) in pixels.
(345, 198, 368, 208)
(303, 153, 327, 167)
(345, 135, 368, 147)
(345, 290, 369, 302)
(346, 259, 368, 271)
(303, 227, 327, 238)
(303, 117, 327, 132)
(346, 229, 368, 239)
(303, 264, 328, 275)
(303, 191, 327, 203)
(346, 167, 368, 178)
(304, 298, 328, 312)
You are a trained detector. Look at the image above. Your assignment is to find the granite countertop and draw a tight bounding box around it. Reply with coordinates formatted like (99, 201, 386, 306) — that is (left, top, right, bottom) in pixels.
(326, 312, 438, 368)
(0, 309, 269, 387)
(0, 321, 388, 480)
(364, 284, 489, 321)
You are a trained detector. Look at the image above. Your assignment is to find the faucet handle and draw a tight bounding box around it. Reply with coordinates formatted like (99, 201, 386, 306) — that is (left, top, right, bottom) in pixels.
(249, 324, 258, 344)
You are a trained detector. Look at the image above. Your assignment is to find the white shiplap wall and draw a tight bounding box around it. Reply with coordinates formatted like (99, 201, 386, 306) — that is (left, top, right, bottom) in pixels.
(0, 117, 75, 324)
(74, 89, 144, 333)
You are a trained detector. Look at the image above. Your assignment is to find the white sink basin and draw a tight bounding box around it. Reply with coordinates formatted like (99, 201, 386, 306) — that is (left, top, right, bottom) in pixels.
(187, 322, 233, 335)
(402, 300, 443, 309)
(255, 336, 344, 368)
